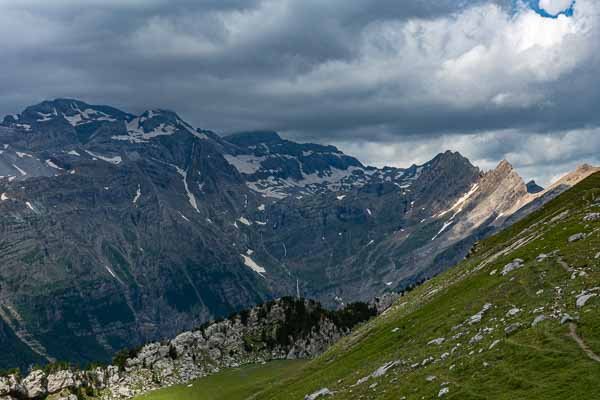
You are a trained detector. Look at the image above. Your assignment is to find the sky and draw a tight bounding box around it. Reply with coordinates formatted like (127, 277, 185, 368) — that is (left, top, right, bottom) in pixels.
(0, 0, 598, 185)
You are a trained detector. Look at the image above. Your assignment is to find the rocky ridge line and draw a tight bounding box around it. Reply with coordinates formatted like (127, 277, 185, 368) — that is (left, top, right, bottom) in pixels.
(0, 297, 377, 400)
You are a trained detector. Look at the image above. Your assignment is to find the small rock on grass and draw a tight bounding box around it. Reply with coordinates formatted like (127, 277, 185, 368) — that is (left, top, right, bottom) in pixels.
(569, 233, 585, 243)
(532, 315, 546, 327)
(305, 388, 333, 400)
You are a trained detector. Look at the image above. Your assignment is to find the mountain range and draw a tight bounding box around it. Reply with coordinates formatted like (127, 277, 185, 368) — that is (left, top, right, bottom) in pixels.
(0, 98, 597, 368)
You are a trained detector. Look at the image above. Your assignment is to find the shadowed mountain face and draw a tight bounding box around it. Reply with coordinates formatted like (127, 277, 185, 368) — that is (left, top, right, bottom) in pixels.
(0, 99, 593, 368)
(527, 180, 544, 194)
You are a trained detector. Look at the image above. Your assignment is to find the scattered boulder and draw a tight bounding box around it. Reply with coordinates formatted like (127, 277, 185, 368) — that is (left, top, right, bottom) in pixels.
(532, 315, 546, 327)
(354, 360, 401, 386)
(560, 314, 576, 325)
(428, 338, 445, 346)
(305, 388, 333, 400)
(550, 210, 569, 223)
(468, 303, 493, 325)
(583, 213, 600, 222)
(371, 360, 401, 378)
(469, 333, 484, 344)
(438, 387, 450, 397)
(506, 308, 521, 317)
(536, 254, 549, 262)
(505, 323, 522, 336)
(501, 259, 524, 276)
(576, 292, 597, 308)
(568, 233, 586, 243)
(421, 356, 435, 366)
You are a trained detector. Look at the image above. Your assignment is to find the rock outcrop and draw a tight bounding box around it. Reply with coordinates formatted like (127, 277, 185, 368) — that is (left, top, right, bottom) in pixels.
(0, 297, 376, 400)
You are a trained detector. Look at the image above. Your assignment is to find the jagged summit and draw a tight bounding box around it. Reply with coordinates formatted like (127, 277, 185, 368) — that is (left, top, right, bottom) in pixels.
(495, 159, 515, 172)
(225, 130, 283, 146)
(526, 180, 544, 194)
(5, 98, 132, 125)
(0, 98, 211, 149)
(425, 150, 478, 173)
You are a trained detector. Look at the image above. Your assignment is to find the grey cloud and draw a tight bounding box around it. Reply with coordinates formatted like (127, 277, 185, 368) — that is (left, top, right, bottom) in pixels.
(0, 0, 597, 182)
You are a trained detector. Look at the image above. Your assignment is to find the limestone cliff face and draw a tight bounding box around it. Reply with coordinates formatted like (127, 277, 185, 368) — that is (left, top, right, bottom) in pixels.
(444, 160, 529, 242)
(428, 160, 598, 263)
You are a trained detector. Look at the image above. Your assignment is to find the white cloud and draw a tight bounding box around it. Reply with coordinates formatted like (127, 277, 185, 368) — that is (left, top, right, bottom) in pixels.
(539, 0, 574, 16)
(266, 0, 596, 114)
(332, 129, 600, 187)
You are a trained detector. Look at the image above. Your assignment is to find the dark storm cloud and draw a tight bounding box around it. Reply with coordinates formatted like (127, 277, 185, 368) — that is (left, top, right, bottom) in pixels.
(0, 0, 510, 121)
(0, 0, 597, 182)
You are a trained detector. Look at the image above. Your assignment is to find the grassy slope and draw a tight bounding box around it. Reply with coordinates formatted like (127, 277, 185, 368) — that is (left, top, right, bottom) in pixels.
(135, 360, 307, 400)
(254, 172, 600, 399)
(135, 173, 600, 400)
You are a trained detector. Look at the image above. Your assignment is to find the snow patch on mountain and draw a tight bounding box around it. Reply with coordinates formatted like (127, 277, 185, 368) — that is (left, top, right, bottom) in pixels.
(45, 160, 63, 170)
(174, 166, 199, 213)
(84, 150, 122, 165)
(63, 107, 117, 126)
(238, 216, 252, 226)
(36, 110, 57, 122)
(241, 255, 266, 276)
(247, 166, 365, 199)
(437, 184, 480, 218)
(12, 164, 27, 176)
(133, 185, 142, 204)
(224, 155, 266, 175)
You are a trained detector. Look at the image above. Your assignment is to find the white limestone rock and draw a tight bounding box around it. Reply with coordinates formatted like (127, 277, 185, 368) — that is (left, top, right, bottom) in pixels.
(305, 388, 333, 399)
(501, 259, 524, 276)
(47, 370, 76, 394)
(22, 370, 46, 399)
(568, 233, 586, 243)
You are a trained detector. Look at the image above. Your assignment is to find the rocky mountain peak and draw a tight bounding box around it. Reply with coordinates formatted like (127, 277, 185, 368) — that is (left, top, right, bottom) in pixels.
(426, 150, 478, 173)
(526, 180, 544, 194)
(480, 160, 523, 189)
(10, 98, 131, 126)
(225, 131, 283, 147)
(496, 159, 514, 172)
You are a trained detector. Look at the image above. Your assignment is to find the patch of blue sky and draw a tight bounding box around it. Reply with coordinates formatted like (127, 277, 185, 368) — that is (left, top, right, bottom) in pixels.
(513, 0, 574, 18)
